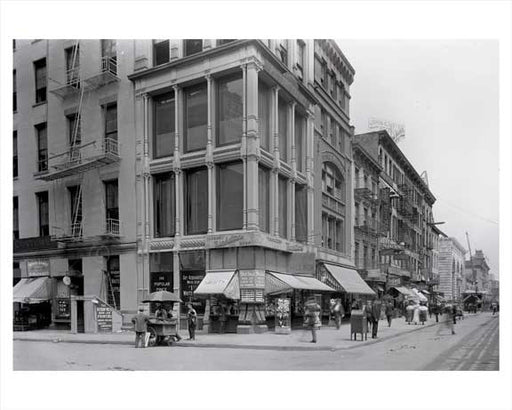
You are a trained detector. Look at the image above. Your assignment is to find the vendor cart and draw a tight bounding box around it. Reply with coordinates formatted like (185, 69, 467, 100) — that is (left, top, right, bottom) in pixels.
(146, 318, 180, 347)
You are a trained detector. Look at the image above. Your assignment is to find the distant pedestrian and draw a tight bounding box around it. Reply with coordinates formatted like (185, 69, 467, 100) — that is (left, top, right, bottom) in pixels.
(433, 304, 440, 323)
(491, 303, 497, 315)
(452, 304, 457, 325)
(385, 302, 394, 327)
(406, 301, 415, 324)
(370, 299, 382, 338)
(419, 303, 428, 325)
(131, 307, 150, 348)
(365, 300, 373, 333)
(304, 297, 321, 343)
(186, 303, 197, 340)
(217, 303, 227, 334)
(332, 299, 345, 330)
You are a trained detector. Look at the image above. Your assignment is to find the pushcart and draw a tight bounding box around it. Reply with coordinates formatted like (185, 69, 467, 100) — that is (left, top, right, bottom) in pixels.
(146, 318, 180, 347)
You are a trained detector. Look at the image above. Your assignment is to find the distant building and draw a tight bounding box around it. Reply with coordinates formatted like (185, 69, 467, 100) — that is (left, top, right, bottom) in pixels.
(438, 237, 467, 302)
(464, 250, 490, 293)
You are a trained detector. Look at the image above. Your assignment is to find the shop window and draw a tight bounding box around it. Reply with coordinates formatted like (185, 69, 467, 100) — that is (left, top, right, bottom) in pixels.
(105, 255, 120, 309)
(295, 184, 307, 243)
(217, 162, 243, 231)
(36, 123, 48, 172)
(185, 167, 208, 235)
(104, 103, 118, 142)
(184, 39, 202, 57)
(258, 166, 270, 233)
(295, 112, 305, 172)
(153, 173, 175, 238)
(150, 252, 173, 293)
(34, 58, 47, 104)
(13, 131, 18, 178)
(153, 92, 175, 158)
(278, 97, 288, 162)
(184, 83, 207, 152)
(278, 176, 287, 238)
(13, 262, 21, 286)
(153, 40, 169, 66)
(180, 250, 206, 315)
(13, 196, 19, 239)
(258, 81, 271, 151)
(36, 191, 49, 237)
(217, 74, 243, 146)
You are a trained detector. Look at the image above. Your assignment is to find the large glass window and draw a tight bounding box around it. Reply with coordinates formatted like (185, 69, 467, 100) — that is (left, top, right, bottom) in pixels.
(185, 168, 208, 235)
(36, 191, 49, 237)
(258, 167, 270, 233)
(184, 40, 202, 57)
(258, 82, 271, 151)
(184, 83, 207, 152)
(104, 103, 117, 141)
(217, 75, 243, 146)
(34, 58, 47, 103)
(278, 98, 288, 162)
(153, 173, 175, 237)
(295, 112, 305, 172)
(217, 162, 243, 231)
(13, 131, 18, 178)
(36, 123, 48, 172)
(295, 184, 307, 243)
(278, 176, 287, 238)
(13, 197, 19, 239)
(153, 92, 175, 158)
(153, 40, 169, 66)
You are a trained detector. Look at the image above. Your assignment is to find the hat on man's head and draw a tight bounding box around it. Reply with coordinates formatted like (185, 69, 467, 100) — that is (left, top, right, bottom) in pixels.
(138, 306, 144, 312)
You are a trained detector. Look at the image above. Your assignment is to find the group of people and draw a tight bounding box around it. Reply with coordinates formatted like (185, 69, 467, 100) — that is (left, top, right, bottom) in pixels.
(131, 303, 198, 348)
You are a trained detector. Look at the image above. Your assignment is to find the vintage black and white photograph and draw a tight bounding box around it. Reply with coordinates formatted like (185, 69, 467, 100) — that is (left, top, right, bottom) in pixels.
(2, 2, 511, 410)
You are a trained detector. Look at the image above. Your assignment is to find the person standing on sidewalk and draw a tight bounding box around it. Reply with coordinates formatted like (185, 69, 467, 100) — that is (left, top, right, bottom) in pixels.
(131, 307, 150, 348)
(186, 303, 197, 340)
(385, 301, 394, 327)
(370, 299, 382, 338)
(333, 299, 345, 330)
(304, 297, 321, 343)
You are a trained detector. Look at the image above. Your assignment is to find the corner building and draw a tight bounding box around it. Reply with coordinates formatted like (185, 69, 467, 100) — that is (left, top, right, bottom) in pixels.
(129, 39, 357, 333)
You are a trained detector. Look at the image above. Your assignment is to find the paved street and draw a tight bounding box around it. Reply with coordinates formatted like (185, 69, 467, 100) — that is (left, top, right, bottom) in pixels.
(13, 312, 498, 371)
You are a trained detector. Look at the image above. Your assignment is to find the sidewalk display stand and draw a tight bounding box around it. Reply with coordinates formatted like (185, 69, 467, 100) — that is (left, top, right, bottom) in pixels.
(274, 298, 291, 334)
(350, 309, 367, 341)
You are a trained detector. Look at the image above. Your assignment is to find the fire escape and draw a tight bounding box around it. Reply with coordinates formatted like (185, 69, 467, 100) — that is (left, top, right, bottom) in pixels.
(35, 40, 121, 241)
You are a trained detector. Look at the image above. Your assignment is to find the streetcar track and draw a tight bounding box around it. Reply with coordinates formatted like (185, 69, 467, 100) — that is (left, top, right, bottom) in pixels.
(456, 318, 499, 370)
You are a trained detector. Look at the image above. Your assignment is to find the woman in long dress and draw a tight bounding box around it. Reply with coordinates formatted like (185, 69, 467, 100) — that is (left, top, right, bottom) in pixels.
(412, 302, 420, 325)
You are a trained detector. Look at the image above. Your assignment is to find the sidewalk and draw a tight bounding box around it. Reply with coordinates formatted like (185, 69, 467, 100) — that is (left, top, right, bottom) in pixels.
(13, 314, 471, 351)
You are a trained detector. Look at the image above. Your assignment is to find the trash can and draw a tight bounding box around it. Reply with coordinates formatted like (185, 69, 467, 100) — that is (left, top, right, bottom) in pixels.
(350, 309, 368, 341)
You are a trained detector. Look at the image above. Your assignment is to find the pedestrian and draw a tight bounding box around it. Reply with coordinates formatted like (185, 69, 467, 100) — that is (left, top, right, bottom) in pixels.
(186, 303, 197, 340)
(304, 296, 321, 343)
(406, 301, 415, 324)
(217, 303, 227, 334)
(419, 302, 428, 325)
(155, 304, 168, 320)
(131, 306, 150, 348)
(333, 299, 345, 330)
(365, 300, 373, 333)
(452, 304, 457, 325)
(492, 302, 497, 315)
(370, 299, 382, 338)
(434, 303, 439, 323)
(385, 301, 394, 327)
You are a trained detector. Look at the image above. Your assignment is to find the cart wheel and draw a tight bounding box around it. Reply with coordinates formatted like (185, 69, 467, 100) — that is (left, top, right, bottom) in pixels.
(147, 326, 157, 347)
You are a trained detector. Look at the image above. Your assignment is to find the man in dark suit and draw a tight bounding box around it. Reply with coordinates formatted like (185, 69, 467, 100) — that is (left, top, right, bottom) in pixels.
(131, 307, 150, 348)
(371, 299, 382, 338)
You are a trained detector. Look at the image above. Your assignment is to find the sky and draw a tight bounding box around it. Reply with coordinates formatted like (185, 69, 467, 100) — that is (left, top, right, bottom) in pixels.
(337, 40, 499, 275)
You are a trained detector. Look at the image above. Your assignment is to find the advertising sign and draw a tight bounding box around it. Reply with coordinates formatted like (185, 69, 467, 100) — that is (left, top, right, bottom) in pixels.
(96, 303, 113, 332)
(27, 259, 50, 277)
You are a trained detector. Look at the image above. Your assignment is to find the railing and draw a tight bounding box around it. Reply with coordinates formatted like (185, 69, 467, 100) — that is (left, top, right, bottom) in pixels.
(66, 66, 80, 88)
(321, 193, 345, 215)
(51, 138, 119, 170)
(101, 56, 117, 76)
(70, 222, 83, 238)
(105, 218, 120, 236)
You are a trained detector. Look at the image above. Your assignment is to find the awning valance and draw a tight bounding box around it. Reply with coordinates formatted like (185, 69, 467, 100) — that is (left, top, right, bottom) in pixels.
(13, 277, 52, 304)
(265, 272, 335, 295)
(193, 270, 240, 300)
(323, 264, 376, 296)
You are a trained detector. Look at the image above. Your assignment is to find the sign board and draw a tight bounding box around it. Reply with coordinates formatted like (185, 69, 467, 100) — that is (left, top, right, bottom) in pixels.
(27, 259, 50, 277)
(56, 298, 71, 319)
(150, 272, 173, 293)
(240, 289, 265, 304)
(181, 271, 205, 301)
(96, 304, 113, 332)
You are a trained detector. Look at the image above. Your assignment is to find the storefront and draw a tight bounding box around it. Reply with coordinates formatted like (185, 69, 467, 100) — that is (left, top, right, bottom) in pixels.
(13, 276, 52, 330)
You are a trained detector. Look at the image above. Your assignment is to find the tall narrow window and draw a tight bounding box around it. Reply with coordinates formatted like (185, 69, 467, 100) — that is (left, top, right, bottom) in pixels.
(65, 45, 80, 87)
(258, 82, 271, 151)
(105, 179, 119, 235)
(13, 197, 19, 239)
(295, 112, 305, 172)
(153, 173, 175, 237)
(336, 220, 343, 252)
(295, 184, 308, 243)
(184, 40, 202, 57)
(217, 162, 243, 231)
(314, 57, 323, 86)
(101, 39, 117, 74)
(13, 70, 17, 112)
(34, 58, 47, 103)
(278, 176, 287, 238)
(296, 40, 305, 80)
(217, 74, 243, 146)
(185, 168, 208, 235)
(153, 92, 175, 158)
(258, 167, 270, 233)
(36, 191, 49, 237)
(13, 131, 18, 178)
(278, 98, 288, 162)
(68, 185, 83, 237)
(36, 123, 48, 172)
(104, 103, 117, 141)
(153, 40, 169, 66)
(184, 83, 207, 152)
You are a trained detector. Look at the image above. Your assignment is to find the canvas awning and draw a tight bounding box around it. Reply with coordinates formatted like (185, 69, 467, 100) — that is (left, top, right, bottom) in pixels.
(412, 288, 428, 302)
(13, 277, 52, 304)
(392, 286, 412, 296)
(193, 270, 240, 300)
(265, 272, 335, 295)
(323, 264, 376, 296)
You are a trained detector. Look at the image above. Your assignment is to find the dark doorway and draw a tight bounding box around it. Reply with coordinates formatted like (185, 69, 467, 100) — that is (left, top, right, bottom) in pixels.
(76, 300, 84, 333)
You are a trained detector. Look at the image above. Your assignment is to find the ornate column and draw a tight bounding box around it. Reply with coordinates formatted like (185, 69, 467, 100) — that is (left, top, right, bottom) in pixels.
(289, 102, 297, 241)
(141, 93, 151, 302)
(173, 85, 182, 238)
(206, 74, 215, 234)
(306, 109, 315, 246)
(241, 64, 248, 230)
(272, 87, 280, 237)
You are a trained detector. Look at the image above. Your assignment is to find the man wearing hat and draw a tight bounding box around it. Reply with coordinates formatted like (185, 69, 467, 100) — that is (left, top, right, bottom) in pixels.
(132, 306, 150, 348)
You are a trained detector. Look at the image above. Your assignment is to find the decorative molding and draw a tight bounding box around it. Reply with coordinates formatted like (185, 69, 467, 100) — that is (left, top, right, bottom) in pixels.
(150, 239, 176, 250)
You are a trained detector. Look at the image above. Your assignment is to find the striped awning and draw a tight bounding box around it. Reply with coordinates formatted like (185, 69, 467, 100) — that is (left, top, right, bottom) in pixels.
(194, 270, 240, 300)
(323, 264, 376, 296)
(265, 272, 335, 295)
(13, 277, 52, 304)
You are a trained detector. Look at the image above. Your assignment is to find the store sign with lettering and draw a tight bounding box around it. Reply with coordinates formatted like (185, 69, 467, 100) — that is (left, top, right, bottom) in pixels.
(150, 272, 172, 293)
(56, 298, 71, 319)
(181, 272, 206, 301)
(96, 304, 113, 332)
(27, 259, 50, 277)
